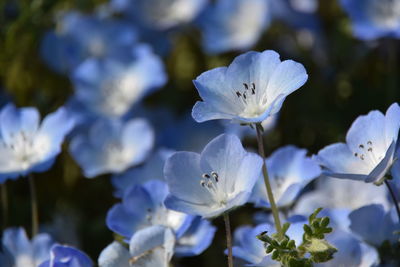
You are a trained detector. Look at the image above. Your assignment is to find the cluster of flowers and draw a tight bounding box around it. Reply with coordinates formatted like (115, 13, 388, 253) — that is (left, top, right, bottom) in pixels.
(1, 0, 400, 266)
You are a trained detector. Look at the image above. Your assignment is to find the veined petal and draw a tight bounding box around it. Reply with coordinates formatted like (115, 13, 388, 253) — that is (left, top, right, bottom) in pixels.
(384, 102, 400, 147)
(192, 101, 234, 123)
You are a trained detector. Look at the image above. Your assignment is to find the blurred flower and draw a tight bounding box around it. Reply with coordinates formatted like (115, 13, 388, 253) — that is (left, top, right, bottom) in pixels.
(69, 118, 154, 178)
(41, 12, 138, 74)
(0, 227, 54, 267)
(112, 149, 174, 198)
(199, 0, 270, 54)
(98, 225, 175, 267)
(192, 50, 308, 124)
(250, 145, 321, 208)
(314, 103, 400, 184)
(349, 204, 400, 247)
(106, 180, 193, 239)
(340, 0, 400, 40)
(164, 134, 263, 218)
(0, 104, 74, 182)
(39, 245, 92, 267)
(175, 216, 216, 257)
(71, 45, 166, 119)
(110, 0, 208, 30)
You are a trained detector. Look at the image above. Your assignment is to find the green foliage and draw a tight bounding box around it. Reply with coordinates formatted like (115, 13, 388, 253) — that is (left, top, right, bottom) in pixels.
(257, 208, 337, 267)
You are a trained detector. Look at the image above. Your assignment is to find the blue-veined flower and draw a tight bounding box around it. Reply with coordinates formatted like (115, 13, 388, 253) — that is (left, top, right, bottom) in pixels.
(192, 50, 308, 124)
(69, 118, 154, 178)
(39, 245, 93, 267)
(250, 145, 321, 208)
(164, 134, 263, 218)
(106, 180, 193, 239)
(110, 0, 208, 30)
(0, 104, 74, 182)
(340, 0, 400, 40)
(314, 103, 400, 184)
(71, 45, 166, 119)
(98, 225, 175, 267)
(349, 204, 400, 247)
(0, 227, 54, 267)
(175, 216, 217, 257)
(40, 11, 138, 74)
(199, 0, 270, 54)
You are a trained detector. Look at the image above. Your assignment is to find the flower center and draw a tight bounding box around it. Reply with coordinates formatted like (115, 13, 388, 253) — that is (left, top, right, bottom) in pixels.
(199, 171, 227, 206)
(234, 82, 268, 118)
(353, 140, 383, 166)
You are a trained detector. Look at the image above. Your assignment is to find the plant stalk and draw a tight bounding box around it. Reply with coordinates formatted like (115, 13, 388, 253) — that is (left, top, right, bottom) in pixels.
(29, 174, 39, 237)
(224, 213, 233, 267)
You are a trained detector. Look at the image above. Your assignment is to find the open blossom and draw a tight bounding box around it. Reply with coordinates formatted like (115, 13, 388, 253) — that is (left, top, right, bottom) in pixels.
(0, 104, 74, 182)
(106, 180, 193, 239)
(164, 134, 263, 218)
(314, 103, 400, 184)
(192, 50, 308, 124)
(200, 0, 271, 54)
(69, 118, 154, 178)
(0, 228, 54, 267)
(98, 226, 175, 267)
(340, 0, 400, 40)
(250, 145, 321, 208)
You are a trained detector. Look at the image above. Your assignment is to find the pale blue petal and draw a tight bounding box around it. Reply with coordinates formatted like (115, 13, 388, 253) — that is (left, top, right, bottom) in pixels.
(365, 141, 396, 182)
(384, 103, 400, 146)
(98, 242, 130, 267)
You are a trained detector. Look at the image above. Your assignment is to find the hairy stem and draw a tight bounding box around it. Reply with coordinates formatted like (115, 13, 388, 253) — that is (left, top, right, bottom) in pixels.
(384, 179, 400, 222)
(224, 213, 233, 267)
(29, 174, 39, 237)
(255, 123, 282, 237)
(1, 183, 8, 230)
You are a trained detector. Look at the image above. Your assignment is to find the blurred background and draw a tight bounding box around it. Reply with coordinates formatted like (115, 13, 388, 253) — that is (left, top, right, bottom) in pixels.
(0, 0, 399, 266)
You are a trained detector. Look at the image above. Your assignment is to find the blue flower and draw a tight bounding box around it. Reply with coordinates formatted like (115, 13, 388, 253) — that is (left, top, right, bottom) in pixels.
(109, 0, 207, 30)
(106, 180, 193, 239)
(164, 134, 263, 218)
(112, 149, 174, 197)
(40, 12, 138, 74)
(192, 50, 308, 124)
(314, 103, 400, 184)
(39, 245, 92, 267)
(250, 145, 321, 208)
(98, 225, 175, 267)
(71, 45, 166, 119)
(340, 0, 400, 40)
(0, 104, 74, 182)
(349, 204, 400, 247)
(199, 0, 271, 54)
(175, 216, 217, 257)
(69, 118, 154, 178)
(0, 227, 54, 267)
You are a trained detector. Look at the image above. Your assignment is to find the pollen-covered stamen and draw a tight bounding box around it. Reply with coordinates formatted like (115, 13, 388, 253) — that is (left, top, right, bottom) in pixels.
(353, 140, 381, 165)
(199, 171, 227, 206)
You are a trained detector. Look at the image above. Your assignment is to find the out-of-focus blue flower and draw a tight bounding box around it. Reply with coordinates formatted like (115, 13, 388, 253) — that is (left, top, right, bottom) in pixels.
(69, 118, 154, 178)
(250, 145, 320, 208)
(0, 104, 74, 183)
(164, 134, 263, 218)
(39, 245, 92, 267)
(199, 0, 270, 54)
(294, 177, 391, 215)
(232, 222, 303, 266)
(41, 12, 138, 74)
(0, 227, 54, 267)
(349, 204, 400, 247)
(98, 225, 175, 267)
(71, 45, 166, 119)
(112, 149, 173, 197)
(106, 180, 193, 239)
(315, 103, 400, 184)
(159, 112, 225, 152)
(175, 216, 216, 257)
(340, 0, 400, 40)
(110, 0, 208, 30)
(192, 50, 308, 124)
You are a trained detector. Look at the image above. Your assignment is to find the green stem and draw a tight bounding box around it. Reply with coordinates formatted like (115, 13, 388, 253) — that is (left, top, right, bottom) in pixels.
(28, 174, 39, 237)
(224, 213, 234, 267)
(1, 183, 8, 230)
(384, 179, 400, 222)
(255, 123, 282, 237)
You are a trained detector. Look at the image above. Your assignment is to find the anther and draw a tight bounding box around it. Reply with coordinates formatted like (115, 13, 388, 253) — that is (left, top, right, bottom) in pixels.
(354, 153, 358, 157)
(368, 148, 373, 152)
(243, 83, 249, 90)
(243, 93, 247, 99)
(360, 154, 365, 160)
(236, 91, 242, 98)
(200, 180, 206, 187)
(359, 144, 364, 149)
(367, 141, 372, 145)
(211, 171, 219, 182)
(202, 173, 210, 179)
